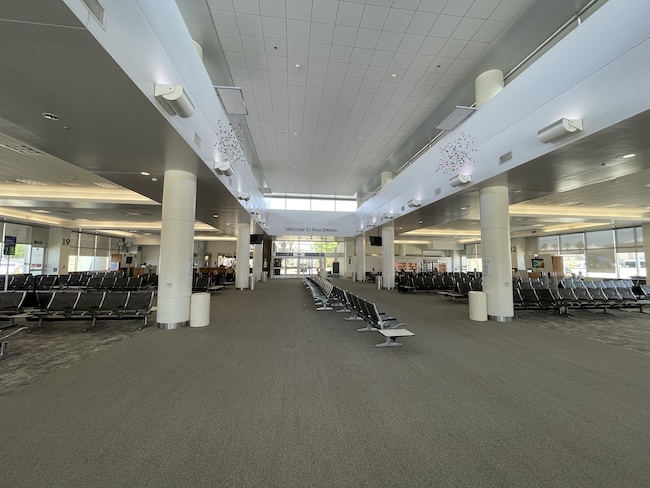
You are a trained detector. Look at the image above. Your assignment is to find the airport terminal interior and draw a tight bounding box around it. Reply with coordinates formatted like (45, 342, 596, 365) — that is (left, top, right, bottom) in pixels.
(1, 0, 650, 486)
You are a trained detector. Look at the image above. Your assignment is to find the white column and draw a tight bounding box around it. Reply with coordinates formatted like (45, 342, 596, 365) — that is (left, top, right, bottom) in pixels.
(252, 242, 263, 282)
(235, 223, 250, 289)
(451, 250, 462, 273)
(381, 224, 395, 289)
(45, 228, 72, 275)
(475, 69, 504, 107)
(343, 239, 353, 278)
(356, 234, 366, 281)
(511, 237, 527, 270)
(157, 170, 197, 329)
(479, 178, 514, 321)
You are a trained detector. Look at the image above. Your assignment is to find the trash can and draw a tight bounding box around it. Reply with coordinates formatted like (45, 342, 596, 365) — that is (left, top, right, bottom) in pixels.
(190, 292, 210, 327)
(249, 274, 256, 290)
(468, 291, 488, 321)
(352, 272, 357, 282)
(376, 275, 383, 290)
(261, 272, 267, 282)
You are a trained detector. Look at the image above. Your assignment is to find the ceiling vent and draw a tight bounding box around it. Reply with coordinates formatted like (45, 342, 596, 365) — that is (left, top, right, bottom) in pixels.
(435, 187, 442, 196)
(193, 132, 201, 149)
(81, 0, 106, 26)
(499, 151, 513, 164)
(0, 144, 43, 155)
(260, 187, 272, 194)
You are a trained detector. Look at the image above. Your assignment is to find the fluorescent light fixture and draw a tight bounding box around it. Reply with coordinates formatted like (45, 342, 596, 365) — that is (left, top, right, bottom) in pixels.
(214, 86, 248, 115)
(238, 192, 251, 201)
(435, 106, 477, 131)
(537, 118, 583, 143)
(449, 174, 472, 187)
(154, 83, 195, 118)
(215, 160, 234, 177)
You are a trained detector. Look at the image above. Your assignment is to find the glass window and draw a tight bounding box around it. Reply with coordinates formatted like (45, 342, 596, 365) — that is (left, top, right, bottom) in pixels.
(538, 236, 559, 252)
(285, 198, 311, 210)
(267, 197, 286, 210)
(559, 233, 585, 251)
(636, 227, 644, 246)
(311, 199, 335, 211)
(561, 253, 586, 276)
(586, 248, 617, 278)
(96, 235, 111, 251)
(615, 228, 636, 248)
(335, 200, 357, 212)
(586, 229, 614, 249)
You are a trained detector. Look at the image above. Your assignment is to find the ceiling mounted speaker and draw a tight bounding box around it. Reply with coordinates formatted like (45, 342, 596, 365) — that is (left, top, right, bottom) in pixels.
(238, 192, 251, 202)
(537, 118, 583, 143)
(154, 84, 194, 118)
(407, 199, 421, 208)
(215, 160, 234, 177)
(449, 174, 471, 187)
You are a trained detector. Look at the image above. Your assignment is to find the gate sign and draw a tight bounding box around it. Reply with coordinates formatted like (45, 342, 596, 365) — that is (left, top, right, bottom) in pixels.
(3, 236, 16, 256)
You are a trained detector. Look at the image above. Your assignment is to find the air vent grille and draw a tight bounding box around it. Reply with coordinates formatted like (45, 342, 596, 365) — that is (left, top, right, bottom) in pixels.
(435, 187, 441, 196)
(0, 144, 43, 155)
(499, 151, 513, 164)
(193, 132, 201, 149)
(81, 0, 105, 26)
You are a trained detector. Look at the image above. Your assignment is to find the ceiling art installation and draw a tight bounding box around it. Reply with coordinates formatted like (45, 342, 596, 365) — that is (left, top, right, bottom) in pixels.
(436, 133, 476, 175)
(215, 120, 247, 165)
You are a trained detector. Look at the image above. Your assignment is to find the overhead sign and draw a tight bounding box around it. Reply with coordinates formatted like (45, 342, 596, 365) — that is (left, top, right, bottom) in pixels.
(3, 236, 16, 255)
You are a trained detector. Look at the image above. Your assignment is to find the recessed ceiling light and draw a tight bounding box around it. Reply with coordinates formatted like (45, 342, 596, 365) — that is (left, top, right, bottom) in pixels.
(213, 214, 218, 218)
(295, 64, 301, 69)
(75, 218, 90, 222)
(398, 227, 402, 230)
(559, 201, 584, 206)
(461, 207, 467, 210)
(532, 224, 544, 227)
(358, 136, 362, 140)
(513, 189, 522, 193)
(390, 73, 396, 78)
(622, 153, 636, 158)
(42, 112, 59, 121)
(15, 179, 47, 186)
(603, 203, 625, 208)
(419, 220, 423, 224)
(226, 223, 231, 225)
(140, 171, 150, 176)
(124, 212, 141, 216)
(144, 233, 152, 236)
(31, 209, 50, 214)
(152, 177, 158, 182)
(293, 132, 299, 135)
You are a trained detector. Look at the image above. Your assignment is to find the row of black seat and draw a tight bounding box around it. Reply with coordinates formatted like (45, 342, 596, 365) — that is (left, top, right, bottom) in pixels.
(514, 284, 650, 314)
(0, 290, 155, 330)
(1, 273, 158, 291)
(304, 276, 414, 347)
(395, 272, 483, 297)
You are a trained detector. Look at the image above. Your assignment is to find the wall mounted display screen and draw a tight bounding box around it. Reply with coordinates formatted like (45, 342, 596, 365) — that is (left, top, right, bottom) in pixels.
(531, 258, 545, 269)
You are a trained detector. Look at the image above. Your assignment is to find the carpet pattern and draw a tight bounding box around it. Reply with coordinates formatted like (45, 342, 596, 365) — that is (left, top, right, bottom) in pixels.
(0, 279, 649, 488)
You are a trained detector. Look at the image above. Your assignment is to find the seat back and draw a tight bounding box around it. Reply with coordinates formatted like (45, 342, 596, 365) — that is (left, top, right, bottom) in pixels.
(99, 291, 129, 312)
(0, 291, 26, 311)
(74, 292, 105, 313)
(125, 291, 154, 312)
(47, 291, 80, 312)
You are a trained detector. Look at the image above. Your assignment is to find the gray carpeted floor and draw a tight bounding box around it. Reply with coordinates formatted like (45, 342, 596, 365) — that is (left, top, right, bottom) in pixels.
(1, 278, 649, 487)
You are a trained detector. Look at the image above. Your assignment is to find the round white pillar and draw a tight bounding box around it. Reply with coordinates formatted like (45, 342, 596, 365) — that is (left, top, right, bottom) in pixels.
(356, 234, 366, 281)
(479, 181, 514, 321)
(236, 223, 251, 289)
(381, 224, 395, 289)
(475, 69, 504, 108)
(252, 241, 263, 282)
(157, 170, 197, 329)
